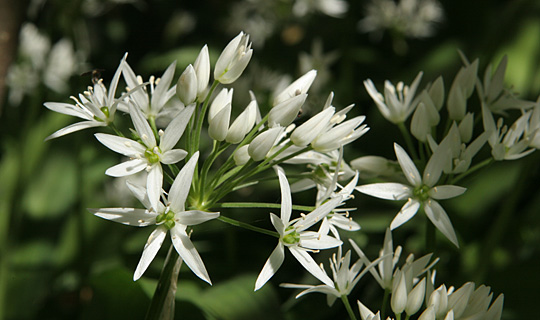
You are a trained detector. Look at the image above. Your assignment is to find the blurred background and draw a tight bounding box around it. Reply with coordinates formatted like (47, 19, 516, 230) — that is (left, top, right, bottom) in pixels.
(1, 0, 539, 319)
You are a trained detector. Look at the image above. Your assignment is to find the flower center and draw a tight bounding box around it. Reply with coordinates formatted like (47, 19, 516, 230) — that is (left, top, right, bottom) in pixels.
(413, 184, 431, 202)
(156, 209, 176, 230)
(145, 147, 161, 164)
(282, 226, 300, 245)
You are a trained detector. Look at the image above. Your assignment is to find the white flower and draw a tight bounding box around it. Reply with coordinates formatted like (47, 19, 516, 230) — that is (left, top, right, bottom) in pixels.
(447, 60, 478, 121)
(95, 104, 194, 210)
(292, 0, 349, 18)
(312, 114, 369, 152)
(254, 167, 343, 291)
(281, 247, 379, 306)
(364, 72, 423, 124)
(273, 70, 317, 106)
(214, 32, 253, 84)
(121, 58, 178, 121)
(482, 104, 536, 160)
(89, 152, 219, 283)
(356, 143, 465, 247)
(44, 54, 127, 140)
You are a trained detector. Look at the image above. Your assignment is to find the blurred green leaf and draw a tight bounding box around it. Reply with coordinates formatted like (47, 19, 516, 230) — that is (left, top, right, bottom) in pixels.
(22, 151, 78, 219)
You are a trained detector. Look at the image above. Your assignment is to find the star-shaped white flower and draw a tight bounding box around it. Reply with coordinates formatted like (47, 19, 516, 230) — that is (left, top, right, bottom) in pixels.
(95, 103, 194, 210)
(44, 54, 127, 140)
(356, 143, 466, 247)
(254, 167, 343, 291)
(89, 152, 219, 283)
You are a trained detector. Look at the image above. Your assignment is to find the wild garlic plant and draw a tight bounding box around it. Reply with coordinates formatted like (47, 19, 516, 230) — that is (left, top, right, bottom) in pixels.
(43, 31, 538, 319)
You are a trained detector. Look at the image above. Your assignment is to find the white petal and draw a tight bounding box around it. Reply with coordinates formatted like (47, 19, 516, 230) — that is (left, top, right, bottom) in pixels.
(300, 233, 342, 250)
(176, 210, 219, 226)
(423, 142, 450, 187)
(270, 212, 285, 235)
(160, 104, 195, 151)
(390, 199, 420, 229)
(394, 143, 421, 186)
(129, 104, 156, 147)
(105, 159, 147, 177)
(147, 165, 163, 211)
(429, 185, 466, 200)
(255, 243, 285, 291)
(126, 180, 151, 208)
(151, 61, 177, 109)
(44, 102, 93, 119)
(288, 247, 334, 287)
(160, 149, 188, 164)
(169, 152, 199, 213)
(95, 133, 146, 157)
(89, 207, 157, 226)
(356, 183, 412, 201)
(133, 227, 167, 280)
(296, 196, 342, 232)
(424, 200, 459, 247)
(329, 214, 361, 231)
(45, 121, 105, 140)
(276, 166, 292, 224)
(294, 285, 340, 300)
(170, 226, 212, 284)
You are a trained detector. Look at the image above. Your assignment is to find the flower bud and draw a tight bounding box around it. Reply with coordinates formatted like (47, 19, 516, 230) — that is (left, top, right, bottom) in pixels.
(273, 70, 317, 106)
(391, 272, 407, 315)
(458, 112, 474, 143)
(214, 32, 253, 84)
(177, 64, 198, 105)
(406, 278, 426, 316)
(194, 45, 210, 99)
(208, 103, 231, 141)
(428, 76, 445, 111)
(268, 93, 307, 127)
(291, 107, 335, 146)
(248, 127, 284, 161)
(226, 99, 257, 144)
(234, 145, 250, 165)
(208, 88, 233, 120)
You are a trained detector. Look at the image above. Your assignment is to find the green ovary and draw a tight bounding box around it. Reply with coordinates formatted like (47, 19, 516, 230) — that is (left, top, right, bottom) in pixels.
(156, 210, 176, 230)
(282, 226, 300, 245)
(413, 184, 431, 202)
(145, 149, 160, 164)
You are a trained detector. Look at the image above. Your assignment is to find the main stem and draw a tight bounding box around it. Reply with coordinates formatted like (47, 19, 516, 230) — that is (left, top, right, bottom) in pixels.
(341, 295, 358, 320)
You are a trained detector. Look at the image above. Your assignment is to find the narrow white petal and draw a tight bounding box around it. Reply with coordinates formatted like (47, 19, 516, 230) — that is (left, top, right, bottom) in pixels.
(89, 207, 157, 226)
(95, 133, 146, 157)
(44, 102, 93, 119)
(147, 165, 163, 211)
(169, 152, 199, 213)
(329, 215, 361, 231)
(160, 104, 195, 151)
(300, 233, 342, 250)
(160, 149, 188, 164)
(176, 210, 219, 226)
(356, 183, 412, 201)
(276, 166, 292, 224)
(170, 226, 212, 285)
(270, 212, 285, 235)
(45, 121, 104, 140)
(390, 199, 420, 229)
(255, 243, 285, 291)
(151, 61, 177, 109)
(129, 104, 156, 147)
(126, 180, 151, 208)
(296, 196, 342, 232)
(394, 143, 421, 186)
(288, 247, 334, 288)
(295, 286, 340, 300)
(105, 159, 147, 177)
(424, 200, 459, 247)
(430, 185, 467, 200)
(133, 227, 167, 280)
(423, 143, 450, 187)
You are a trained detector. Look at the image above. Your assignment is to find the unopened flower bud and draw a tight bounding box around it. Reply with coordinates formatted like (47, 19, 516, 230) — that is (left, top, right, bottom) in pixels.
(248, 127, 284, 161)
(291, 107, 335, 146)
(268, 93, 307, 127)
(214, 32, 253, 84)
(226, 99, 257, 144)
(177, 64, 197, 105)
(234, 145, 250, 165)
(194, 45, 210, 99)
(273, 70, 317, 106)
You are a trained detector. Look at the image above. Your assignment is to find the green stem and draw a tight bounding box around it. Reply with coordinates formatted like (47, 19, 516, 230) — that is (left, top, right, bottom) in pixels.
(145, 244, 182, 320)
(218, 202, 315, 212)
(148, 116, 160, 144)
(450, 158, 494, 184)
(193, 81, 219, 153)
(109, 123, 125, 137)
(381, 288, 390, 319)
(341, 295, 358, 320)
(398, 122, 419, 160)
(218, 216, 279, 238)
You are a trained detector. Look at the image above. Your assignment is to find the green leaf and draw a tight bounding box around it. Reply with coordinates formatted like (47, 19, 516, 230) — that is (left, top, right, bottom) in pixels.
(22, 151, 78, 219)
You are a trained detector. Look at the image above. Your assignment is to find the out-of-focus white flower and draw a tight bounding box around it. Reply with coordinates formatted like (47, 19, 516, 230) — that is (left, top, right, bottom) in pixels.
(482, 104, 535, 160)
(411, 91, 440, 142)
(356, 143, 465, 247)
(292, 0, 349, 18)
(19, 23, 51, 69)
(364, 72, 423, 124)
(225, 0, 276, 48)
(44, 39, 78, 93)
(44, 54, 127, 140)
(89, 152, 219, 283)
(358, 0, 444, 40)
(95, 104, 194, 210)
(255, 167, 343, 291)
(299, 40, 340, 92)
(214, 32, 253, 84)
